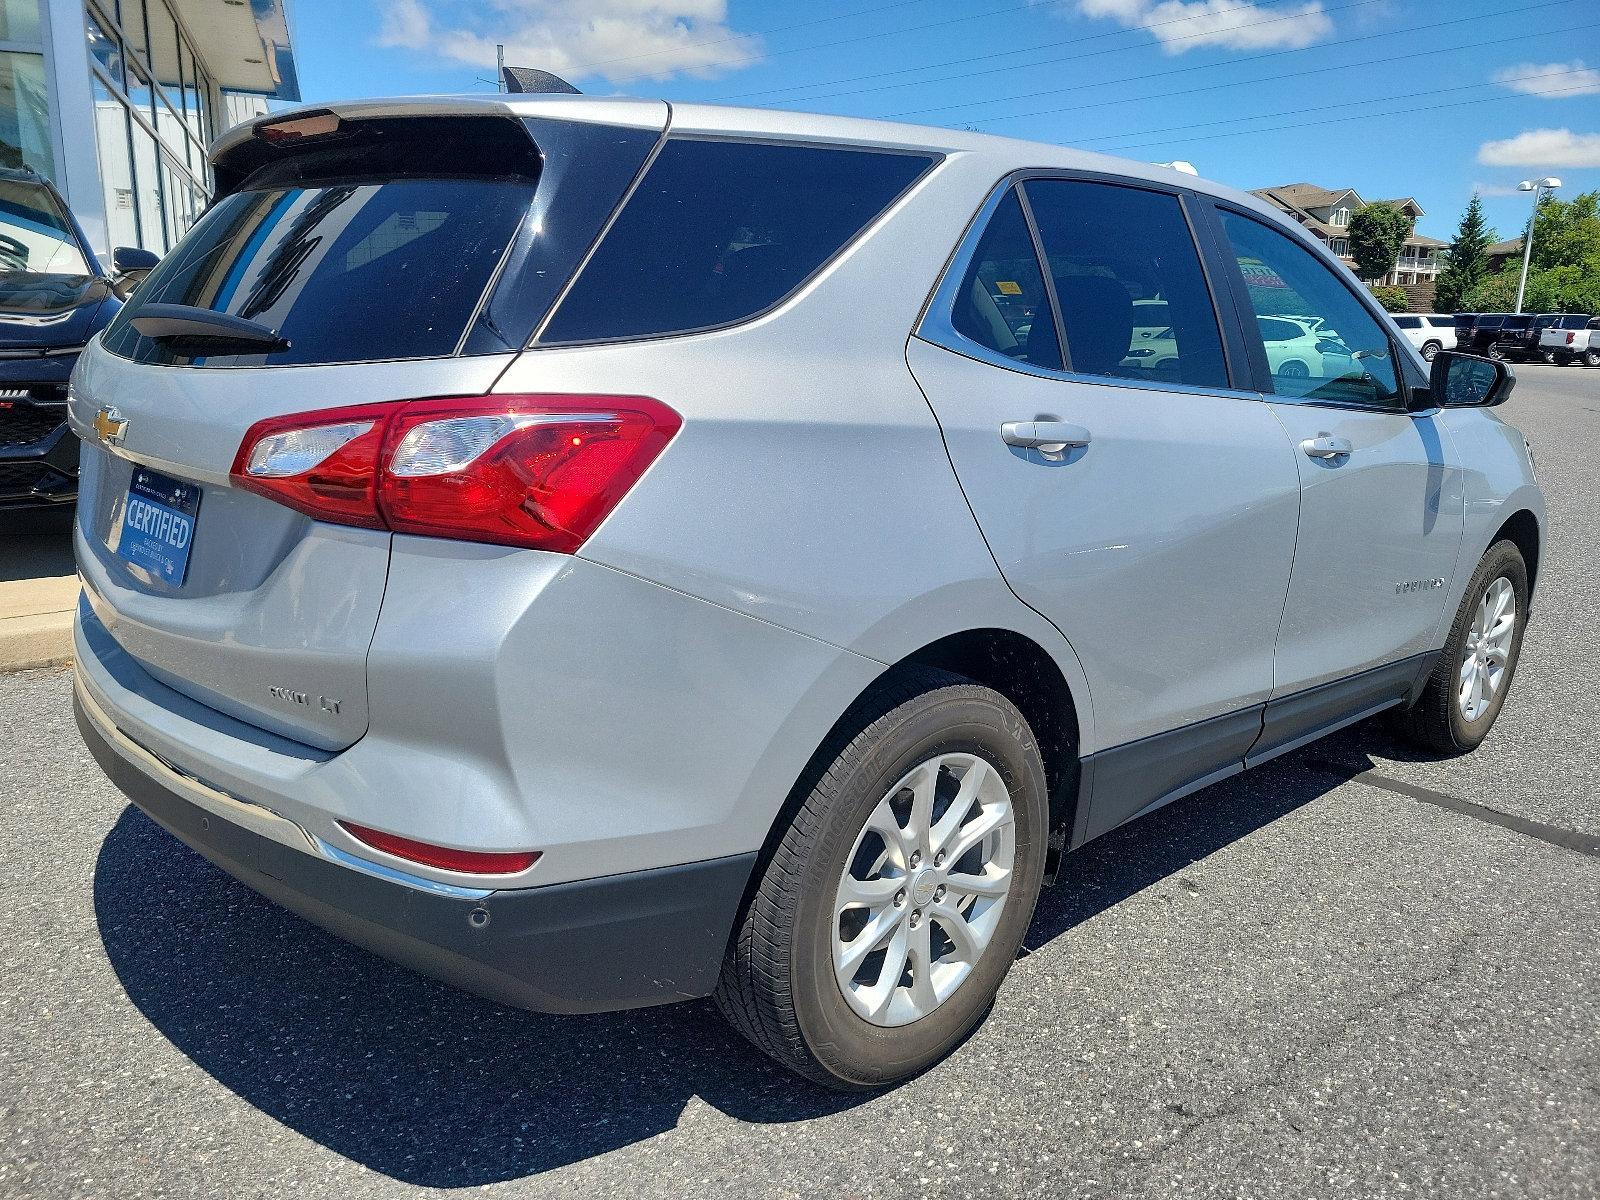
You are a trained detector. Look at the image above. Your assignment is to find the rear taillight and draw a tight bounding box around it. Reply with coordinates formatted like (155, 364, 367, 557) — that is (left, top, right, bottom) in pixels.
(338, 821, 540, 875)
(231, 394, 680, 552)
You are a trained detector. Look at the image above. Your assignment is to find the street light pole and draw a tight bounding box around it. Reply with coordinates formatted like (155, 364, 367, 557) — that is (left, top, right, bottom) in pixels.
(1514, 176, 1562, 314)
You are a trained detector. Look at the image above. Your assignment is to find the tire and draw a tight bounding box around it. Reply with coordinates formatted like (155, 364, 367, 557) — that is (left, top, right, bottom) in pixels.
(1539, 348, 1558, 364)
(1584, 349, 1600, 368)
(1487, 343, 1506, 361)
(1421, 340, 1441, 362)
(715, 667, 1049, 1090)
(1280, 360, 1309, 378)
(1393, 540, 1528, 755)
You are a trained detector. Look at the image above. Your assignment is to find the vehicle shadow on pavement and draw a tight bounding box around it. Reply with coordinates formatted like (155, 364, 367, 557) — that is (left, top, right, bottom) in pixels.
(92, 739, 1371, 1187)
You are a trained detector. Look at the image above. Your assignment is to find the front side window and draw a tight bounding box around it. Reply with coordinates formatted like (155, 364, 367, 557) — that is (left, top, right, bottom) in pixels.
(1023, 179, 1228, 389)
(539, 139, 936, 345)
(948, 187, 1059, 370)
(1218, 210, 1400, 408)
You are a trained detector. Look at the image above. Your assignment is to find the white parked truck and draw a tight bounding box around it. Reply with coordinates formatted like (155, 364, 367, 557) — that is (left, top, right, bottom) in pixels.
(1539, 314, 1599, 366)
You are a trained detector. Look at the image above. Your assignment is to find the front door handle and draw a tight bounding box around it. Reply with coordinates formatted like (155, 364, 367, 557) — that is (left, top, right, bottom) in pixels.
(1001, 421, 1092, 453)
(1300, 434, 1353, 460)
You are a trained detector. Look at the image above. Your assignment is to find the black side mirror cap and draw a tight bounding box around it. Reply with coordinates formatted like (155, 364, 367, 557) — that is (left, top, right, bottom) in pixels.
(1422, 350, 1516, 410)
(111, 245, 160, 274)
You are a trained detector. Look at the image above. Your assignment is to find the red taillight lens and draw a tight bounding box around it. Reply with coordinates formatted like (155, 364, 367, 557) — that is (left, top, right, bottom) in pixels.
(338, 821, 540, 875)
(230, 394, 680, 552)
(230, 402, 392, 528)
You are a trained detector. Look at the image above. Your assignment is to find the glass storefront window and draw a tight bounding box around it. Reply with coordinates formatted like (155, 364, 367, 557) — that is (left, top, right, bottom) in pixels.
(86, 12, 125, 88)
(0, 50, 54, 180)
(0, 0, 42, 43)
(144, 0, 182, 116)
(128, 118, 163, 250)
(90, 74, 139, 251)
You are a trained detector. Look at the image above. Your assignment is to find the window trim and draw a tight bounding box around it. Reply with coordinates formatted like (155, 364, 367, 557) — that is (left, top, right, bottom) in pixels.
(915, 168, 1259, 402)
(530, 133, 943, 349)
(1200, 199, 1426, 413)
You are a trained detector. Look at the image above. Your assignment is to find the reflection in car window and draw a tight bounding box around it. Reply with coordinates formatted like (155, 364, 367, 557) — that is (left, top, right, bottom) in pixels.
(950, 188, 1060, 370)
(1219, 210, 1400, 408)
(1023, 180, 1228, 389)
(0, 175, 92, 277)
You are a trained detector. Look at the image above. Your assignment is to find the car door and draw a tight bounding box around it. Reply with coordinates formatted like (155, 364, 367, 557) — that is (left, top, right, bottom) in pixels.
(1205, 206, 1464, 733)
(907, 176, 1301, 836)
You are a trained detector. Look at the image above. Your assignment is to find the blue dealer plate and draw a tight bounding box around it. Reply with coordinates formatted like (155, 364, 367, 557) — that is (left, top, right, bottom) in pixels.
(116, 468, 201, 586)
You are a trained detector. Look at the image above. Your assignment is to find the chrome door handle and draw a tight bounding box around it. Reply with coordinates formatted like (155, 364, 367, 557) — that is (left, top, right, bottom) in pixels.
(1001, 421, 1092, 453)
(1300, 435, 1352, 460)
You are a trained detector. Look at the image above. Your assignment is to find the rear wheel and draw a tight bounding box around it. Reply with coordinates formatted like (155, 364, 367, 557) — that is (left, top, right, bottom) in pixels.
(1539, 348, 1558, 364)
(1394, 540, 1528, 754)
(1421, 340, 1441, 362)
(1280, 360, 1309, 378)
(716, 668, 1049, 1089)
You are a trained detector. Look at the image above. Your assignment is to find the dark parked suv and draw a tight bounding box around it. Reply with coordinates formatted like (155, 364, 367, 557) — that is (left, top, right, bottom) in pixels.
(0, 168, 154, 511)
(1458, 313, 1536, 361)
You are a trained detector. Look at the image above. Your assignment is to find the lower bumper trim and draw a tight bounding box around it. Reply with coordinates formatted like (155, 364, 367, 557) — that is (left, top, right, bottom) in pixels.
(77, 690, 756, 1014)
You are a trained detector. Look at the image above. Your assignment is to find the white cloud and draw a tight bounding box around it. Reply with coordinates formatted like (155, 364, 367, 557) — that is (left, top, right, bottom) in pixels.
(1492, 61, 1600, 99)
(1075, 0, 1334, 54)
(377, 0, 761, 85)
(1477, 128, 1600, 168)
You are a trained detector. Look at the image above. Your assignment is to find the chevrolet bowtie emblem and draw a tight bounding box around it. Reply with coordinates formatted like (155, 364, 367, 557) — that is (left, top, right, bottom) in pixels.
(93, 405, 128, 447)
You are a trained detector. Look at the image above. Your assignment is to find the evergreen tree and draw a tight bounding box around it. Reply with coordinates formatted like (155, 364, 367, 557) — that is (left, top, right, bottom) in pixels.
(1435, 194, 1496, 312)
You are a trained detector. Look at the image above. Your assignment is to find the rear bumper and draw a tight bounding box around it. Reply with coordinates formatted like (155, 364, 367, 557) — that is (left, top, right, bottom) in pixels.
(76, 680, 756, 1014)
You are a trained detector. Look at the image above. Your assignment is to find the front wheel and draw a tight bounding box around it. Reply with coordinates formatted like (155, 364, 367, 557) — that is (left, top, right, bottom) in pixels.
(1394, 541, 1528, 754)
(1539, 348, 1558, 364)
(1584, 349, 1600, 367)
(1487, 343, 1506, 361)
(716, 668, 1049, 1089)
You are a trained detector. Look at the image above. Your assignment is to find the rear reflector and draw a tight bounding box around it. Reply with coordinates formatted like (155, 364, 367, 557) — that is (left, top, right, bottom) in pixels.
(338, 821, 541, 876)
(230, 393, 680, 552)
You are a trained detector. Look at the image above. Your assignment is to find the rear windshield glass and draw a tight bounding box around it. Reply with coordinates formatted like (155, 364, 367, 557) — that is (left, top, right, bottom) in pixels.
(101, 177, 536, 367)
(538, 139, 936, 345)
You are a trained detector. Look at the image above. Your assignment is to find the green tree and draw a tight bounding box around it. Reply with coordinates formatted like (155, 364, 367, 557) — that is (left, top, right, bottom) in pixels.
(1370, 284, 1410, 312)
(1434, 193, 1496, 312)
(1528, 189, 1600, 272)
(1347, 202, 1412, 282)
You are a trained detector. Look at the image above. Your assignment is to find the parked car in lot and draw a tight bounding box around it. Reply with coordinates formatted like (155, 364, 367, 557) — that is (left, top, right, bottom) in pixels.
(0, 167, 157, 512)
(69, 97, 1544, 1090)
(1536, 314, 1598, 366)
(1391, 313, 1457, 360)
(1459, 312, 1538, 361)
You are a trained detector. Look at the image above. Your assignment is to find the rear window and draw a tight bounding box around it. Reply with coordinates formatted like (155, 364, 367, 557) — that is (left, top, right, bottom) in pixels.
(101, 177, 536, 367)
(537, 138, 936, 345)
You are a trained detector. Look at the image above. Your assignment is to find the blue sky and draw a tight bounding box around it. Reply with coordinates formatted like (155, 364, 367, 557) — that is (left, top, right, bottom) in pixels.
(290, 0, 1600, 242)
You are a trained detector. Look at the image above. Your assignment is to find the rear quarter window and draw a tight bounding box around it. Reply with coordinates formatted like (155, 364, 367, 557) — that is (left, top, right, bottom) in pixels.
(537, 138, 937, 345)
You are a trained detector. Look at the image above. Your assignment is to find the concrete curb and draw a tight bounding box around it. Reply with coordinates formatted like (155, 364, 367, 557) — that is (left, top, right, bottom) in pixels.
(0, 576, 77, 672)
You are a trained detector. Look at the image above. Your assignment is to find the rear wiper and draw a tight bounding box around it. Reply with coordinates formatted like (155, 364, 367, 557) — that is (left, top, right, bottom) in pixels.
(130, 303, 290, 351)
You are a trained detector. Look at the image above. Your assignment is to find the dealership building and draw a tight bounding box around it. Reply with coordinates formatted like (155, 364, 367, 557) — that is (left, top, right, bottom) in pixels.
(0, 0, 297, 259)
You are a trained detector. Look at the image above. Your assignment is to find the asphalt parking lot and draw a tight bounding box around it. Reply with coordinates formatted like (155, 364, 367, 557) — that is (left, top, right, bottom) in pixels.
(2, 365, 1596, 1199)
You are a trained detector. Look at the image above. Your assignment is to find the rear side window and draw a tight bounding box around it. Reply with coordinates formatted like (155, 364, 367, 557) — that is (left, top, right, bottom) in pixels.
(103, 178, 536, 367)
(949, 188, 1060, 370)
(537, 139, 936, 345)
(1394, 316, 1420, 328)
(1023, 179, 1229, 389)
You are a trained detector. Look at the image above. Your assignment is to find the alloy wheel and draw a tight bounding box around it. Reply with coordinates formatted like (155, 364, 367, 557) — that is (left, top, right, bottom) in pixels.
(832, 753, 1015, 1027)
(1459, 576, 1516, 722)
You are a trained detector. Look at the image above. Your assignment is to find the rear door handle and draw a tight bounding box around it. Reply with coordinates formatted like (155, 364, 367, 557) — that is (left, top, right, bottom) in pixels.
(1001, 421, 1092, 453)
(1300, 435, 1352, 460)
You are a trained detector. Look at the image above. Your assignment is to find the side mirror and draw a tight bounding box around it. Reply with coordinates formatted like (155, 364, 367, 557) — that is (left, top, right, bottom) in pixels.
(111, 245, 160, 274)
(1423, 350, 1515, 410)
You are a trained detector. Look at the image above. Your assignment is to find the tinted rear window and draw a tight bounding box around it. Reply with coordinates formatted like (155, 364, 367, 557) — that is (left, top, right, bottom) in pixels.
(538, 139, 936, 345)
(102, 178, 535, 367)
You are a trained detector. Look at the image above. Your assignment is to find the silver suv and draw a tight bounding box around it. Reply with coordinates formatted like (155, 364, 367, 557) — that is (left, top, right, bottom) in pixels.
(70, 97, 1544, 1089)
